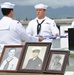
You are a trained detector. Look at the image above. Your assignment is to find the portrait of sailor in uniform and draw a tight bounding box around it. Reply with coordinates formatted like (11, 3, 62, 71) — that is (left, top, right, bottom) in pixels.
(0, 48, 18, 70)
(22, 46, 47, 70)
(48, 54, 65, 70)
(25, 49, 42, 70)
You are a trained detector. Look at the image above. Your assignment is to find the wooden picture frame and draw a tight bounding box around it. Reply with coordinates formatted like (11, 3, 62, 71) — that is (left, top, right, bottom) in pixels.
(0, 44, 4, 58)
(44, 50, 70, 74)
(0, 45, 24, 72)
(18, 42, 51, 73)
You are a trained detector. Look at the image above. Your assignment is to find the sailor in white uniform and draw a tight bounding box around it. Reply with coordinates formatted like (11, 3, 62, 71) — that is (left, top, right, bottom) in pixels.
(26, 4, 59, 42)
(0, 2, 43, 45)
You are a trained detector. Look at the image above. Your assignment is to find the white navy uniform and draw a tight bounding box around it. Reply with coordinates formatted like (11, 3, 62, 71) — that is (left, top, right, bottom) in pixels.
(0, 2, 38, 45)
(0, 17, 38, 45)
(0, 57, 18, 70)
(26, 16, 59, 42)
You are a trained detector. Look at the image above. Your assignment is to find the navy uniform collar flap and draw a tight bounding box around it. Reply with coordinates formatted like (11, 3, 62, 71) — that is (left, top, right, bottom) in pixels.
(0, 24, 10, 30)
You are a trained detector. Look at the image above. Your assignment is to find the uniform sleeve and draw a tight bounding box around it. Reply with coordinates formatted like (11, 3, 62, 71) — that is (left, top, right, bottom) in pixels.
(71, 21, 74, 28)
(26, 21, 33, 36)
(50, 20, 59, 36)
(16, 22, 38, 42)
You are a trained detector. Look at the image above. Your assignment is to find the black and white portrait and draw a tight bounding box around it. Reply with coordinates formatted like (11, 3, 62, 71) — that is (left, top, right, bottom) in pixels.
(48, 54, 65, 70)
(0, 47, 22, 70)
(22, 46, 47, 70)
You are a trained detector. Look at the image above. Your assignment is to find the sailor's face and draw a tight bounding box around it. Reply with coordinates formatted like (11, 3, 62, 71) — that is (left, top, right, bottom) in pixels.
(8, 49, 15, 58)
(54, 57, 60, 64)
(32, 52, 39, 58)
(36, 8, 46, 19)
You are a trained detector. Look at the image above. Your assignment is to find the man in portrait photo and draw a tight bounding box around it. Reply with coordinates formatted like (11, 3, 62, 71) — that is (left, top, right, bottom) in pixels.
(48, 54, 62, 70)
(25, 48, 42, 70)
(0, 48, 18, 70)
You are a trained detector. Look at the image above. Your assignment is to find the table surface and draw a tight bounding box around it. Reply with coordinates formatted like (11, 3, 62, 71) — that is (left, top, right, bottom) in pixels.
(0, 72, 63, 75)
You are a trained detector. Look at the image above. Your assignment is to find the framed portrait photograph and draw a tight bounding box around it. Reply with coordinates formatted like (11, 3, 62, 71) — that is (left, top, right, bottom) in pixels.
(18, 42, 51, 73)
(0, 45, 24, 72)
(44, 50, 70, 74)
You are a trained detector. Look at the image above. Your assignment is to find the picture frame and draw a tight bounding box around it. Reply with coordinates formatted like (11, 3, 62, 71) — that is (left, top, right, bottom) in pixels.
(18, 42, 51, 73)
(0, 44, 4, 58)
(0, 45, 24, 72)
(44, 50, 70, 74)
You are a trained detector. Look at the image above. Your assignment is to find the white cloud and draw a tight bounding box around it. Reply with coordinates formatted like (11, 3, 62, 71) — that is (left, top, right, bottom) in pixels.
(0, 0, 74, 9)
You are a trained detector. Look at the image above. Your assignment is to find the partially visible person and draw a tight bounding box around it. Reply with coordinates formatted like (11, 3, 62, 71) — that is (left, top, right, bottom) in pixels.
(26, 3, 59, 42)
(0, 2, 43, 45)
(25, 49, 42, 70)
(0, 48, 18, 70)
(71, 21, 74, 28)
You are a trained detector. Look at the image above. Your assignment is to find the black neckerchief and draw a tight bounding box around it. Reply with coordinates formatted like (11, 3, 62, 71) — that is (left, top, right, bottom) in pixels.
(37, 19, 45, 35)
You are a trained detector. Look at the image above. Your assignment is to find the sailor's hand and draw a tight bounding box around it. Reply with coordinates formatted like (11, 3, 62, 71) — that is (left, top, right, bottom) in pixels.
(55, 33, 59, 36)
(39, 37, 44, 42)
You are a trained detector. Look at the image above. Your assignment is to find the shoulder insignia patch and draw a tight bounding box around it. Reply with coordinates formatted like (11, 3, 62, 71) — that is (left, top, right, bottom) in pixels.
(17, 21, 20, 23)
(45, 22, 50, 24)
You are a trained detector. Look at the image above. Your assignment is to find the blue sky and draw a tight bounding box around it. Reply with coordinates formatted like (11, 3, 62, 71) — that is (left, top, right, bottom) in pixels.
(0, 0, 74, 9)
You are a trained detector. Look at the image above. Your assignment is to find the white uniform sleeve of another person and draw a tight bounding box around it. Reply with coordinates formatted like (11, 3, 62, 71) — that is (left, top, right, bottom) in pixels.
(25, 20, 34, 36)
(50, 20, 59, 35)
(15, 21, 38, 42)
(71, 21, 74, 28)
(26, 20, 39, 40)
